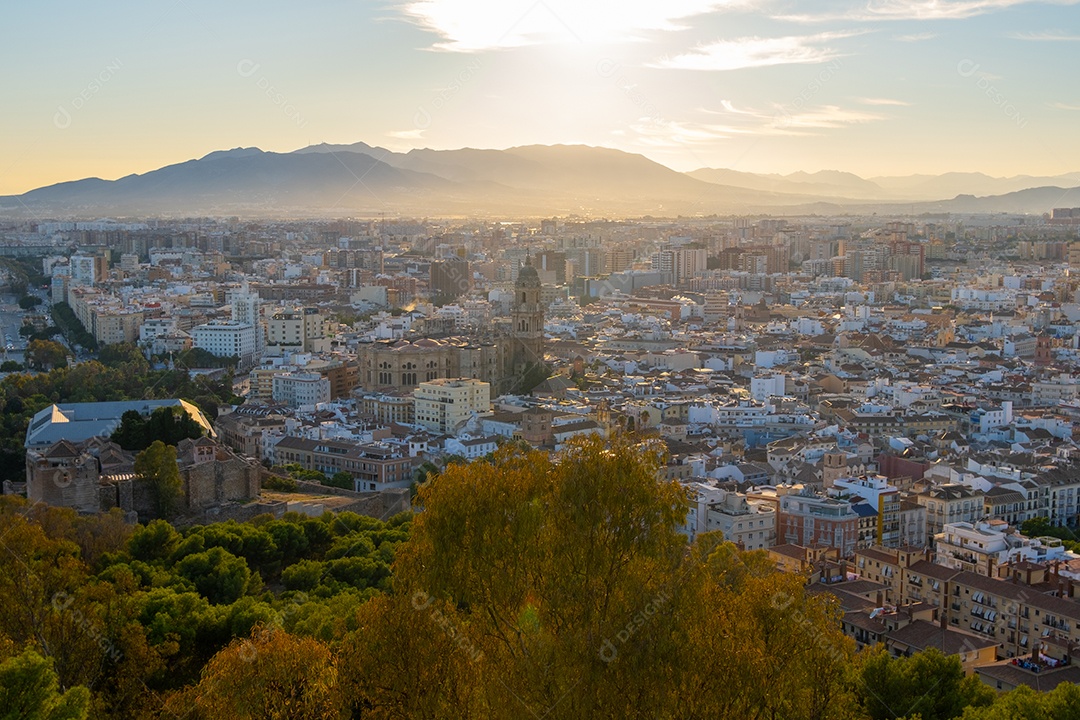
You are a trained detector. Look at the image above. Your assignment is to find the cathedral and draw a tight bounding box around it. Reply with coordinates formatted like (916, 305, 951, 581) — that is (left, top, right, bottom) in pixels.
(355, 256, 546, 394)
(509, 254, 545, 377)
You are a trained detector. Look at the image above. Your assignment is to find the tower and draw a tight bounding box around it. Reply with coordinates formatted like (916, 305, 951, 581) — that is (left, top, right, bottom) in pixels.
(510, 255, 544, 378)
(822, 451, 847, 489)
(1035, 333, 1053, 368)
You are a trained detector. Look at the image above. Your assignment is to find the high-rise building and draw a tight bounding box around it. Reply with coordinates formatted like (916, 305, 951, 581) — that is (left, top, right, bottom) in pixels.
(230, 288, 265, 356)
(69, 253, 108, 286)
(430, 258, 472, 304)
(651, 247, 707, 286)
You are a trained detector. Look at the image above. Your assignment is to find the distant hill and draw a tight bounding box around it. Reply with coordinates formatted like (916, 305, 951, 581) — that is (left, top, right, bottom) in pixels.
(2, 142, 1077, 218)
(1, 144, 827, 217)
(690, 166, 1080, 203)
(688, 168, 885, 199)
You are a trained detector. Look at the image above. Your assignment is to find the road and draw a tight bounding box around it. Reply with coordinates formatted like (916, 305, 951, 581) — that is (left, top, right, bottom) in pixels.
(0, 294, 29, 364)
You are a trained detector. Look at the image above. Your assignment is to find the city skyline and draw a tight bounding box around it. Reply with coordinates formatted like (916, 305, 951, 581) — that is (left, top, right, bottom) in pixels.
(3, 0, 1080, 195)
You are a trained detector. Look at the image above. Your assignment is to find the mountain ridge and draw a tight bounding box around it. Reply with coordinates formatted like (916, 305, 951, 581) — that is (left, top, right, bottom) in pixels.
(2, 142, 1077, 218)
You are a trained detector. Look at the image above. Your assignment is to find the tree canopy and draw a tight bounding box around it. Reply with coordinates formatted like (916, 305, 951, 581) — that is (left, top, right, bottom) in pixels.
(0, 436, 1073, 718)
(134, 441, 185, 519)
(112, 407, 205, 452)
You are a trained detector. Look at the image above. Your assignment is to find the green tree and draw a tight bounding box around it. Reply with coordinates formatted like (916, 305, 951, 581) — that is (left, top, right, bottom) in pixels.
(0, 648, 90, 720)
(112, 407, 204, 452)
(134, 441, 184, 519)
(175, 547, 252, 605)
(18, 295, 43, 310)
(350, 434, 691, 718)
(26, 340, 68, 371)
(1020, 516, 1077, 542)
(96, 343, 148, 371)
(326, 471, 354, 490)
(857, 646, 994, 720)
(128, 519, 182, 563)
(962, 682, 1080, 719)
(164, 626, 344, 720)
(111, 411, 147, 452)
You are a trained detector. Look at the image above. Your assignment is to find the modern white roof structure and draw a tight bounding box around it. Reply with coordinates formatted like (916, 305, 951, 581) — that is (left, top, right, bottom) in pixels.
(24, 399, 214, 448)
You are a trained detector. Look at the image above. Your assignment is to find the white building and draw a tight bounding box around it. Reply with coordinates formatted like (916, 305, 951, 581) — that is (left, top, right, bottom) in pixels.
(976, 401, 1013, 434)
(267, 308, 328, 354)
(751, 374, 786, 401)
(679, 480, 776, 550)
(230, 288, 265, 356)
(443, 435, 500, 460)
(935, 520, 1074, 575)
(413, 378, 491, 434)
(706, 493, 776, 551)
(271, 372, 331, 408)
(69, 253, 106, 286)
(140, 317, 178, 346)
(192, 320, 256, 369)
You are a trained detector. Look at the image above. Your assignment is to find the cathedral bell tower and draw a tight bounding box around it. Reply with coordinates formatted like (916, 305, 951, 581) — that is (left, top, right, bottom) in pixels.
(511, 254, 544, 376)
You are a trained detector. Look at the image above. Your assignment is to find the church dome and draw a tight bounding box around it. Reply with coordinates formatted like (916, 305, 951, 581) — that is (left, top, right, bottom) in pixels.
(516, 256, 541, 288)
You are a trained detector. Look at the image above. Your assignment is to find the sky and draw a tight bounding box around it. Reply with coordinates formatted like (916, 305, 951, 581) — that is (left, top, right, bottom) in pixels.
(2, 0, 1079, 195)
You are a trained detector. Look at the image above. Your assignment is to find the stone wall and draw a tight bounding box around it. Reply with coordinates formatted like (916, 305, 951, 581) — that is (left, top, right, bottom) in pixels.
(184, 456, 261, 511)
(27, 456, 100, 514)
(99, 478, 155, 521)
(291, 479, 411, 520)
(184, 500, 290, 526)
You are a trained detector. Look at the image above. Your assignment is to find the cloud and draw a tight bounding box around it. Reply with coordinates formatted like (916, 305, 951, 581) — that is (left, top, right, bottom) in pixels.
(777, 105, 884, 128)
(859, 97, 911, 105)
(398, 0, 751, 52)
(652, 31, 862, 71)
(894, 31, 937, 41)
(387, 129, 427, 139)
(1049, 101, 1080, 110)
(780, 0, 1080, 23)
(631, 100, 887, 147)
(628, 119, 742, 148)
(1009, 30, 1080, 41)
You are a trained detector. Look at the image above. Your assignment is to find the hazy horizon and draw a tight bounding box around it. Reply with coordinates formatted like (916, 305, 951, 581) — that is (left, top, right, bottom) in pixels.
(4, 0, 1080, 195)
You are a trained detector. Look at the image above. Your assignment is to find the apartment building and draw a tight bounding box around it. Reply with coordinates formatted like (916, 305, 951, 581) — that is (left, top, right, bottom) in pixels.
(854, 545, 1080, 661)
(413, 378, 491, 434)
(267, 308, 329, 354)
(214, 408, 287, 460)
(934, 520, 1071, 576)
(832, 475, 902, 548)
(704, 491, 777, 551)
(192, 320, 257, 368)
(1035, 468, 1080, 528)
(271, 372, 331, 408)
(777, 487, 860, 556)
(915, 484, 985, 546)
(271, 436, 414, 492)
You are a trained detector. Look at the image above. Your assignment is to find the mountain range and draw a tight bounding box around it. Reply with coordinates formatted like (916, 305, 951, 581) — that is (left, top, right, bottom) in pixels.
(2, 142, 1078, 218)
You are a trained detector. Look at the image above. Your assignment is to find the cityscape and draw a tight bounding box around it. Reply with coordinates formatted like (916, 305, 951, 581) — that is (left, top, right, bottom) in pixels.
(3, 1, 1080, 719)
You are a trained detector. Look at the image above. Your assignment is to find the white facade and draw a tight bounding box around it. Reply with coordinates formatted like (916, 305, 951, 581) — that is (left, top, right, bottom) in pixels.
(413, 378, 491, 434)
(140, 317, 178, 345)
(935, 521, 1073, 575)
(230, 290, 265, 356)
(70, 254, 104, 286)
(751, 374, 786, 401)
(443, 435, 499, 459)
(192, 320, 256, 368)
(272, 372, 331, 408)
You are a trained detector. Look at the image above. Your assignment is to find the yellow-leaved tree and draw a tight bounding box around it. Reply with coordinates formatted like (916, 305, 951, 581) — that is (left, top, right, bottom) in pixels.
(339, 433, 859, 719)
